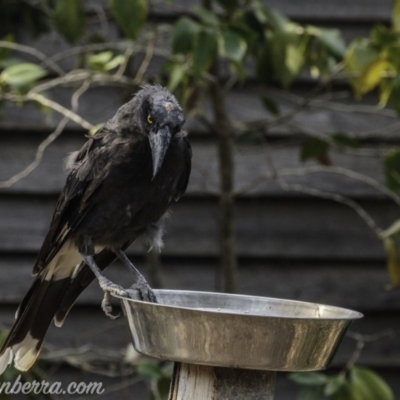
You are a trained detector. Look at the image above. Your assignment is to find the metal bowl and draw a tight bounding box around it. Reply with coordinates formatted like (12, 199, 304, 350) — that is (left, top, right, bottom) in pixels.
(116, 290, 362, 371)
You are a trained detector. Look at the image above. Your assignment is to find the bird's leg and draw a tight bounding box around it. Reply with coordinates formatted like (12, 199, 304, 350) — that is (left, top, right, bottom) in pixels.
(115, 248, 157, 303)
(81, 254, 127, 319)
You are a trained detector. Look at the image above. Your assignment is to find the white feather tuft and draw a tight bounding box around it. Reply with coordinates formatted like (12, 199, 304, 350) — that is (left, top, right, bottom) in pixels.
(13, 335, 40, 372)
(0, 348, 13, 375)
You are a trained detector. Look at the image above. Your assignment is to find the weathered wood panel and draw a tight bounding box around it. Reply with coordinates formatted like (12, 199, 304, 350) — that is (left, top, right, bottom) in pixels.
(1, 2, 399, 398)
(1, 86, 396, 139)
(0, 257, 398, 312)
(149, 0, 393, 22)
(0, 195, 395, 259)
(0, 132, 394, 198)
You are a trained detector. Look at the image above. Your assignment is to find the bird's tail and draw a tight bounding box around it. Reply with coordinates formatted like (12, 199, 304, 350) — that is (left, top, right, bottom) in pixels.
(0, 241, 81, 374)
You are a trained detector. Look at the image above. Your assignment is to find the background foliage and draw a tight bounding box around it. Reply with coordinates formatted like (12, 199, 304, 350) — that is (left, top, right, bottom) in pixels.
(0, 0, 399, 399)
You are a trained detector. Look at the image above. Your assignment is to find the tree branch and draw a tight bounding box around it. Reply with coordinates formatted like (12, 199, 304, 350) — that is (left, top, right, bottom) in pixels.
(236, 165, 400, 210)
(277, 180, 383, 237)
(0, 79, 92, 188)
(0, 40, 65, 76)
(1, 92, 93, 130)
(0, 116, 69, 189)
(345, 330, 395, 369)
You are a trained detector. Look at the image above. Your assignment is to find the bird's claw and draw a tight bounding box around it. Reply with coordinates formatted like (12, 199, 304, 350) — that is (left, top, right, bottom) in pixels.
(98, 276, 128, 319)
(101, 291, 120, 320)
(129, 277, 157, 303)
(98, 276, 128, 297)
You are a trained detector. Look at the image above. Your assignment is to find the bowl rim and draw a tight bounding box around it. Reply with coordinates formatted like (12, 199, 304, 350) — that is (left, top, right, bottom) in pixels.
(114, 289, 364, 321)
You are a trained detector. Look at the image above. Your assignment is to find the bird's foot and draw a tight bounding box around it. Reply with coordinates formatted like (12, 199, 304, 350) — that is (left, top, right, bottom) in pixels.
(98, 275, 128, 297)
(98, 276, 129, 319)
(101, 291, 120, 320)
(130, 277, 157, 303)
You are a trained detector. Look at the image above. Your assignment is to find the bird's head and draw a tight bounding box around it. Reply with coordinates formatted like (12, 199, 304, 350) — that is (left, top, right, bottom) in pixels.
(110, 85, 185, 179)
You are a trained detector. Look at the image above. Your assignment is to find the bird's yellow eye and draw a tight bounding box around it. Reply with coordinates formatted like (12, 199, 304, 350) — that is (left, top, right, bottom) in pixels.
(147, 114, 153, 124)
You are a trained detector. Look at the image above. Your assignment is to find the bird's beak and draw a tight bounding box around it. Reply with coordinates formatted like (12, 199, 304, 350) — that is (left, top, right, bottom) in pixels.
(148, 126, 172, 179)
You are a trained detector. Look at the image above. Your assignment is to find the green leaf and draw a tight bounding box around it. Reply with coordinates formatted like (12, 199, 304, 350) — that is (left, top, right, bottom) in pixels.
(289, 372, 328, 386)
(379, 78, 394, 108)
(345, 39, 378, 72)
(384, 149, 400, 192)
(371, 25, 399, 48)
(258, 5, 289, 31)
(296, 386, 323, 400)
(105, 54, 126, 71)
(243, 9, 266, 38)
(194, 5, 219, 27)
(256, 43, 274, 85)
(193, 29, 217, 75)
(382, 236, 400, 287)
(220, 30, 247, 62)
(393, 0, 400, 32)
(261, 95, 280, 115)
(308, 27, 346, 59)
(270, 31, 306, 87)
(331, 133, 360, 148)
(168, 62, 186, 92)
(110, 0, 148, 40)
(171, 17, 200, 54)
(0, 57, 23, 69)
(229, 59, 247, 82)
(351, 367, 394, 400)
(88, 51, 113, 71)
(356, 59, 392, 96)
(300, 137, 330, 164)
(331, 381, 364, 400)
(0, 63, 47, 88)
(345, 39, 381, 96)
(228, 21, 258, 47)
(0, 34, 14, 61)
(390, 77, 400, 116)
(215, 0, 238, 12)
(381, 217, 400, 286)
(54, 0, 85, 44)
(137, 362, 162, 380)
(324, 373, 346, 396)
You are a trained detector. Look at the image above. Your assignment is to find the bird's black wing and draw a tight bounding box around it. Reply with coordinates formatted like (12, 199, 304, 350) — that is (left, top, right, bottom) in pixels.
(33, 130, 112, 275)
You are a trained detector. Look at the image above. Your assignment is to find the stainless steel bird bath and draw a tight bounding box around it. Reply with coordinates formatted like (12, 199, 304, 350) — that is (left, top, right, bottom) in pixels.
(116, 290, 362, 399)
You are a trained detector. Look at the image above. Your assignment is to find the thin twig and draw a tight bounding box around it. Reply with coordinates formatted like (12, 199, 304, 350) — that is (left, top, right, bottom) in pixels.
(236, 165, 400, 209)
(1, 92, 93, 130)
(71, 78, 92, 112)
(0, 117, 69, 188)
(234, 63, 345, 134)
(132, 32, 158, 85)
(0, 40, 65, 76)
(279, 166, 400, 208)
(272, 88, 398, 118)
(49, 42, 169, 65)
(0, 79, 92, 188)
(345, 330, 395, 369)
(114, 48, 135, 79)
(30, 70, 91, 93)
(278, 180, 383, 237)
(29, 92, 93, 129)
(91, 2, 110, 38)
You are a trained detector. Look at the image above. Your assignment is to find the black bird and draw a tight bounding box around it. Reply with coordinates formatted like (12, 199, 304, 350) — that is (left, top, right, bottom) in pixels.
(0, 85, 191, 373)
